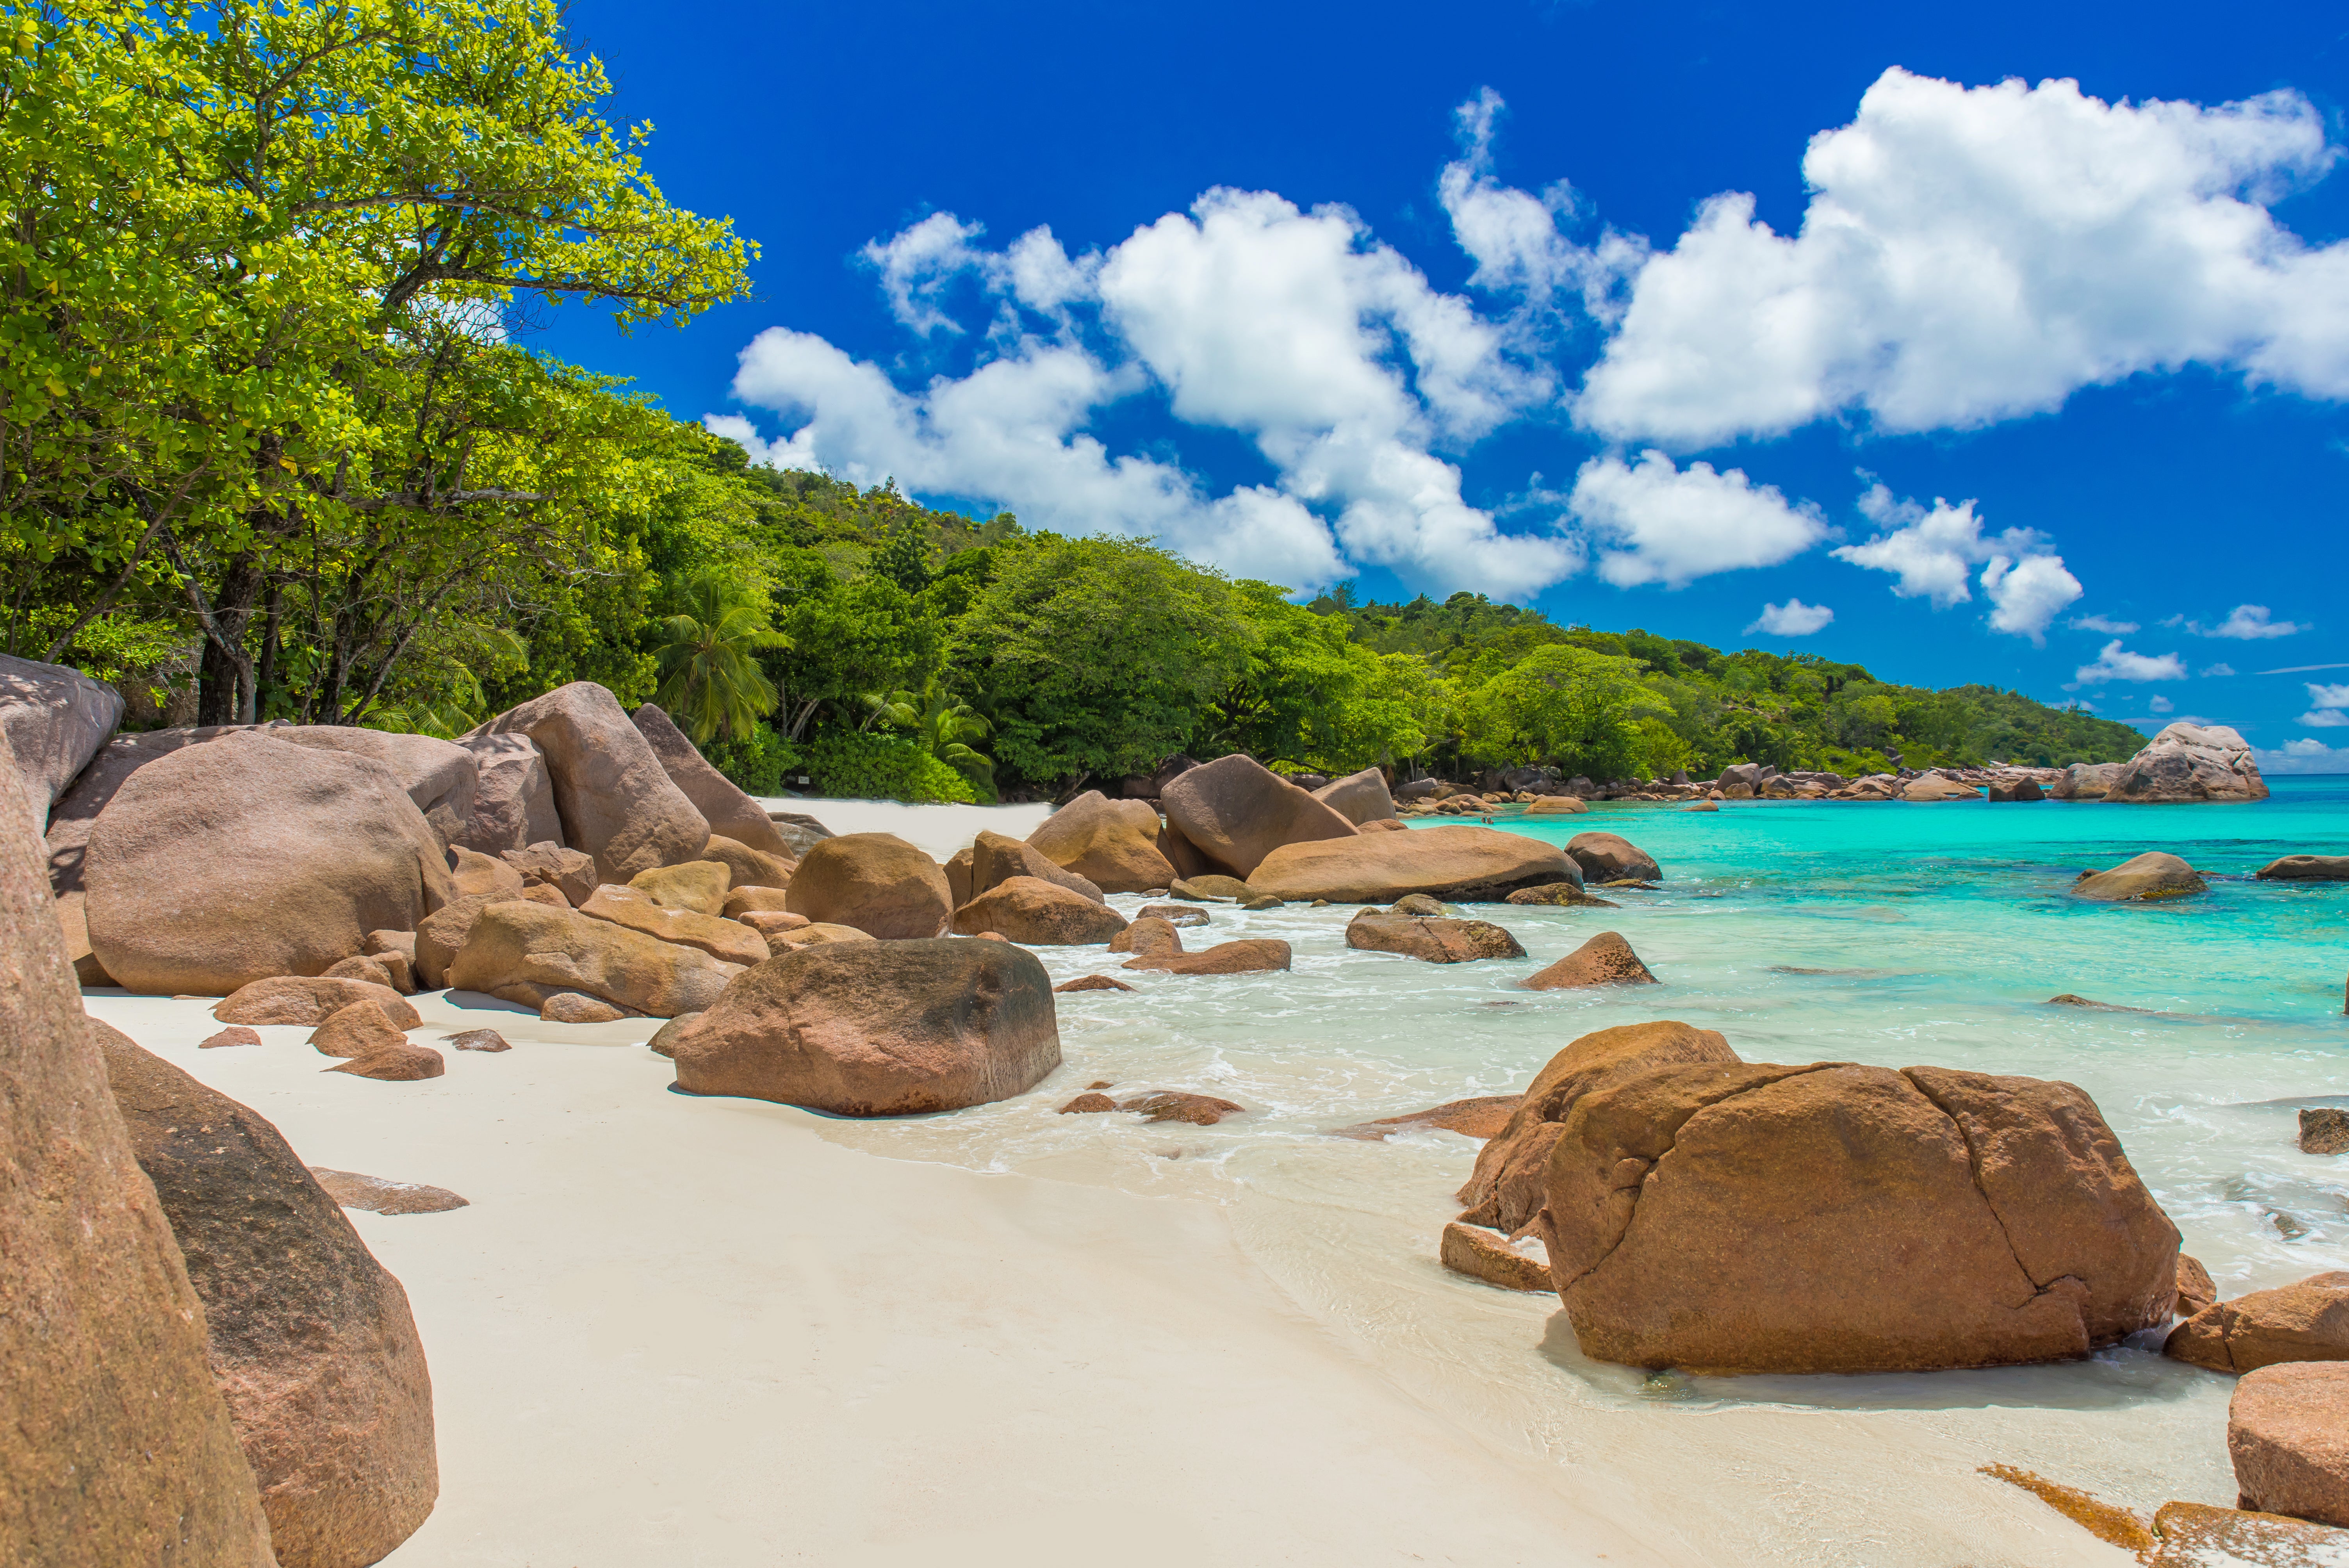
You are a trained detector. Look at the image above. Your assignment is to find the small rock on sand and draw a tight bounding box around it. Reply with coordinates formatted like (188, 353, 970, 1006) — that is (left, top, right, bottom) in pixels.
(328, 1043, 446, 1082)
(200, 1026, 262, 1049)
(308, 1167, 471, 1215)
(441, 1028, 511, 1052)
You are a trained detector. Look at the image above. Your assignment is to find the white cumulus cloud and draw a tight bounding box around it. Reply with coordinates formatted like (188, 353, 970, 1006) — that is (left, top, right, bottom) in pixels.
(2299, 708, 2349, 727)
(1747, 599, 1835, 636)
(2149, 695, 2175, 712)
(717, 192, 1585, 598)
(2076, 640, 2188, 684)
(1831, 485, 2080, 639)
(2189, 604, 2303, 639)
(1551, 69, 2349, 447)
(2308, 683, 2349, 706)
(1566, 451, 1826, 588)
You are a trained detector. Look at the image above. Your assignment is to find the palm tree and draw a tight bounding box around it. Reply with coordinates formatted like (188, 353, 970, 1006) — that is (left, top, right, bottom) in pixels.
(654, 568, 787, 743)
(868, 675, 994, 794)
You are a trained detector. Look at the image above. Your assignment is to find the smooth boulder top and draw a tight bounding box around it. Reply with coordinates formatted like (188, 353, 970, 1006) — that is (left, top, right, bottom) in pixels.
(465, 681, 711, 884)
(784, 832, 954, 940)
(2167, 1272, 2349, 1374)
(93, 1025, 439, 1566)
(1901, 774, 1980, 802)
(45, 724, 253, 896)
(1123, 937, 1292, 975)
(84, 732, 456, 996)
(2259, 855, 2349, 882)
(631, 703, 795, 857)
(1311, 767, 1398, 825)
(1565, 832, 1661, 883)
(2107, 721, 2269, 804)
(262, 724, 478, 848)
(1250, 825, 1572, 904)
(1025, 790, 1176, 894)
(447, 898, 743, 1018)
(0, 764, 276, 1566)
(0, 650, 123, 828)
(2072, 851, 2208, 902)
(952, 875, 1129, 945)
(2230, 1363, 2349, 1530)
(1458, 1020, 1737, 1235)
(629, 859, 731, 916)
(701, 834, 795, 895)
(1543, 1061, 2181, 1374)
(1160, 754, 1358, 880)
(452, 731, 562, 855)
(669, 937, 1062, 1115)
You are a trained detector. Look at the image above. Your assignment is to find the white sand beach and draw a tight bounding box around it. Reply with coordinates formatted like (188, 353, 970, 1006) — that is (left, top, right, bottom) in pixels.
(73, 793, 2261, 1568)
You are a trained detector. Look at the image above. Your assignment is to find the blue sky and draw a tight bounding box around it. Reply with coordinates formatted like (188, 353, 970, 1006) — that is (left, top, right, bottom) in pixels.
(534, 0, 2349, 767)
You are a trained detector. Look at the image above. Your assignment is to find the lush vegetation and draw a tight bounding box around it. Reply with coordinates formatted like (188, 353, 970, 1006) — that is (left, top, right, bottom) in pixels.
(9, 0, 2146, 800)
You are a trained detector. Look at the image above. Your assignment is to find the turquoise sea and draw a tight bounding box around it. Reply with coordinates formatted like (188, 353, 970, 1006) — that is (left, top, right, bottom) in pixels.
(795, 780, 2349, 1559)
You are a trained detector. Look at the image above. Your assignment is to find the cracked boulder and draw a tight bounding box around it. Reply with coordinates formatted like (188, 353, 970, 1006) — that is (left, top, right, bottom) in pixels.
(1540, 1061, 2180, 1374)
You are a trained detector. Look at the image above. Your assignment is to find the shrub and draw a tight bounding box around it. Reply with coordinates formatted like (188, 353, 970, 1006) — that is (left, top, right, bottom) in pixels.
(803, 731, 978, 803)
(703, 723, 798, 796)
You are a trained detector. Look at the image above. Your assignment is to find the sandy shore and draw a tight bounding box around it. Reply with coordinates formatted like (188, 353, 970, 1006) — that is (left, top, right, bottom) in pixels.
(85, 988, 1680, 1566)
(76, 796, 2213, 1566)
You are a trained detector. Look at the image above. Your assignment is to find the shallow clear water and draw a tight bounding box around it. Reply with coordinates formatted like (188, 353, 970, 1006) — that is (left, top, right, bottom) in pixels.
(804, 781, 2349, 1561)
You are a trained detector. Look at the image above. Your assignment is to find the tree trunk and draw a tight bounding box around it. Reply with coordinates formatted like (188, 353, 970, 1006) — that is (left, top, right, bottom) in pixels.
(195, 555, 263, 725)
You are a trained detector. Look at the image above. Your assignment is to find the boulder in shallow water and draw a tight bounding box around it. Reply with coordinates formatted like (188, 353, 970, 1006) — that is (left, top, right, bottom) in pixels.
(2178, 1253, 2219, 1319)
(1024, 790, 1175, 893)
(1337, 1095, 1522, 1142)
(2107, 722, 2268, 804)
(952, 875, 1128, 944)
(1441, 1221, 1553, 1293)
(669, 937, 1061, 1114)
(1566, 831, 1661, 882)
(1543, 1061, 2181, 1373)
(85, 733, 454, 995)
(2148, 1500, 2349, 1566)
(2166, 1272, 2349, 1373)
(2259, 855, 2349, 882)
(630, 703, 794, 856)
(1249, 825, 1571, 904)
(2230, 1363, 2349, 1529)
(1345, 907, 1525, 964)
(1159, 754, 1358, 878)
(1169, 873, 1254, 902)
(2301, 1109, 2349, 1156)
(1520, 931, 1657, 990)
(1504, 880, 1613, 907)
(1123, 1090, 1245, 1125)
(1055, 973, 1135, 993)
(1124, 937, 1291, 975)
(783, 832, 953, 940)
(2072, 852, 2207, 902)
(1988, 778, 2046, 803)
(94, 1025, 437, 1566)
(1458, 1021, 1737, 1235)
(465, 682, 710, 882)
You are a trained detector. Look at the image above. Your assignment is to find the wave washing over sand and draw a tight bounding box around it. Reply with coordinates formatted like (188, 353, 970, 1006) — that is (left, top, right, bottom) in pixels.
(82, 780, 2349, 1565)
